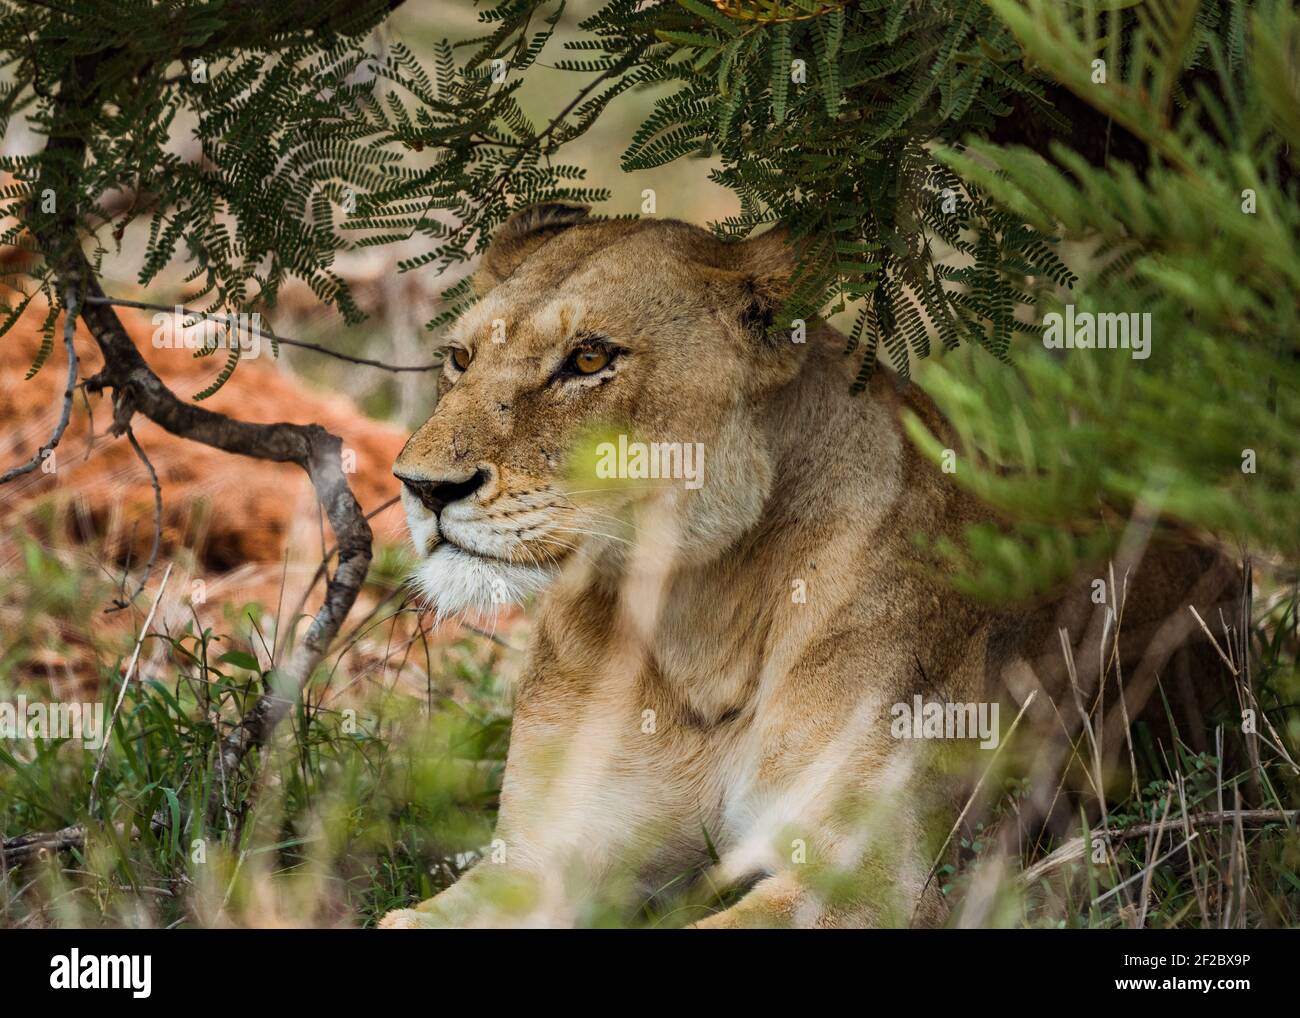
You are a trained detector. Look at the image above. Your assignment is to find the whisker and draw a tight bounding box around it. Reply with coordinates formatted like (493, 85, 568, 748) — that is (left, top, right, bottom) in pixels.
(549, 526, 635, 547)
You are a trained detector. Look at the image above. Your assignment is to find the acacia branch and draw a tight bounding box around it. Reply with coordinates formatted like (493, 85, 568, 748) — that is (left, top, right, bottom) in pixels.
(73, 268, 375, 823)
(13, 35, 376, 835)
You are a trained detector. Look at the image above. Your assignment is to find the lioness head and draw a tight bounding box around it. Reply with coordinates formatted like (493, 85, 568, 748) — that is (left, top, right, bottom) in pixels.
(394, 204, 806, 617)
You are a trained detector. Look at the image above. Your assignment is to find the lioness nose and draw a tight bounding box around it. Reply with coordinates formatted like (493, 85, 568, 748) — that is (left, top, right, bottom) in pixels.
(395, 468, 489, 515)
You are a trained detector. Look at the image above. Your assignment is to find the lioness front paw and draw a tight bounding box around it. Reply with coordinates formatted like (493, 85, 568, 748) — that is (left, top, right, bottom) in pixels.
(377, 907, 441, 929)
(377, 896, 449, 929)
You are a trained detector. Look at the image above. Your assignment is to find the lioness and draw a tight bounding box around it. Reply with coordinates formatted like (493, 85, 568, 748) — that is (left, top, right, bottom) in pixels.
(383, 205, 1234, 928)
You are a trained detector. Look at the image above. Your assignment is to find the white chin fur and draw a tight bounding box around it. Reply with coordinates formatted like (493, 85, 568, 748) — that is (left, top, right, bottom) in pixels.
(411, 543, 557, 620)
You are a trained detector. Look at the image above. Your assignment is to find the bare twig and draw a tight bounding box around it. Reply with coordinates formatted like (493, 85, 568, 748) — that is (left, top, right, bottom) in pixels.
(82, 295, 441, 373)
(0, 286, 79, 484)
(2, 825, 87, 867)
(2, 810, 176, 869)
(1020, 809, 1300, 887)
(104, 424, 164, 612)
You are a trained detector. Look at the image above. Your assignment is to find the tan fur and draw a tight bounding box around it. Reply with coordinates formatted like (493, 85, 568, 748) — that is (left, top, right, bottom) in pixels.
(382, 208, 1236, 928)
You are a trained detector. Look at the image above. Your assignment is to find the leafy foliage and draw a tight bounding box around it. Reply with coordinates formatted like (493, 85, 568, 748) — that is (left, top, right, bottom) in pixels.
(909, 0, 1300, 584)
(0, 0, 1205, 390)
(0, 0, 409, 394)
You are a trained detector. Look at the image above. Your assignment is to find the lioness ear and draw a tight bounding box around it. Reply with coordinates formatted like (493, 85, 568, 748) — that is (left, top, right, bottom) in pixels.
(474, 203, 591, 295)
(731, 226, 821, 345)
(741, 225, 800, 284)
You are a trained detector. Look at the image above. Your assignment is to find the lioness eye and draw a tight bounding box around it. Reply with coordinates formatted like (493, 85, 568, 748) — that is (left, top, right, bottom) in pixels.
(449, 346, 472, 371)
(568, 345, 611, 375)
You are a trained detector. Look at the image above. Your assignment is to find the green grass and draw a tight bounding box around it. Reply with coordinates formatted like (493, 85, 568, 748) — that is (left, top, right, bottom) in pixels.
(2, 526, 1298, 928)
